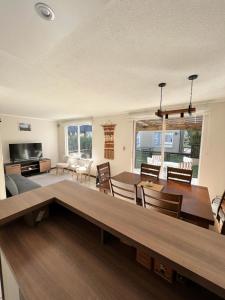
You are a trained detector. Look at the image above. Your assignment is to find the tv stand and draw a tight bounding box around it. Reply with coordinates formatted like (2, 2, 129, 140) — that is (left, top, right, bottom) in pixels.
(4, 159, 51, 177)
(20, 161, 40, 176)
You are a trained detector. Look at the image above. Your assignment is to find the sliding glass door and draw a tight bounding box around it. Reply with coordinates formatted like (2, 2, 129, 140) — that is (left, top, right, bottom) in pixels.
(135, 119, 163, 169)
(134, 116, 203, 182)
(162, 116, 202, 180)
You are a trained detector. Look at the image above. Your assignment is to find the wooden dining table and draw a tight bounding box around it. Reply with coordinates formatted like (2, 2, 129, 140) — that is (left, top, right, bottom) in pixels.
(112, 171, 214, 229)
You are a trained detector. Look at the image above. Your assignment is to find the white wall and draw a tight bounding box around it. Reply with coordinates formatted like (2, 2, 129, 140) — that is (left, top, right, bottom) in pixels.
(92, 115, 134, 176)
(199, 102, 225, 198)
(58, 122, 66, 164)
(0, 115, 59, 166)
(0, 125, 6, 199)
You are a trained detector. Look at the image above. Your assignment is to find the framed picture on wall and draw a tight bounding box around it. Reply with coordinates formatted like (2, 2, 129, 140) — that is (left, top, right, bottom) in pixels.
(19, 122, 31, 131)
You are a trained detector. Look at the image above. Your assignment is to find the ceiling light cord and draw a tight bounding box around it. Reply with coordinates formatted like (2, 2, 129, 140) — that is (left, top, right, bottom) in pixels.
(188, 74, 198, 114)
(158, 82, 166, 111)
(189, 78, 194, 108)
(160, 86, 163, 110)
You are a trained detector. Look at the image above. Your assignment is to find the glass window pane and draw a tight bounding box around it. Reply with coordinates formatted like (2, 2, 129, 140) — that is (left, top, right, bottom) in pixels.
(80, 125, 92, 158)
(135, 119, 163, 170)
(163, 128, 202, 180)
(67, 126, 78, 155)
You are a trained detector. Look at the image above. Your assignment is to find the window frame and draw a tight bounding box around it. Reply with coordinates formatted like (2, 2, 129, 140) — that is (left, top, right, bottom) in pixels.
(133, 115, 204, 181)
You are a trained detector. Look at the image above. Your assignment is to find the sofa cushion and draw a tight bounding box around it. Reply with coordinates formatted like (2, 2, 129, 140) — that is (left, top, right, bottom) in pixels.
(7, 174, 41, 194)
(5, 175, 19, 196)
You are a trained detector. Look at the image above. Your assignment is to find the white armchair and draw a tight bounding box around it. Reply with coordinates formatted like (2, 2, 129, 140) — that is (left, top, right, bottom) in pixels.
(75, 159, 93, 182)
(68, 157, 81, 179)
(55, 155, 70, 175)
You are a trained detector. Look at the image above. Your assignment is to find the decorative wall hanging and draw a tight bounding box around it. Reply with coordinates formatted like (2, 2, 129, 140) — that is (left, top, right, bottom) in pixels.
(19, 122, 31, 131)
(102, 124, 116, 160)
(155, 74, 198, 119)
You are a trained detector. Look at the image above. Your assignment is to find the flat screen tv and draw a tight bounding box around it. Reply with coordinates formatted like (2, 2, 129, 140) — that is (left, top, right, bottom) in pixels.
(9, 143, 43, 162)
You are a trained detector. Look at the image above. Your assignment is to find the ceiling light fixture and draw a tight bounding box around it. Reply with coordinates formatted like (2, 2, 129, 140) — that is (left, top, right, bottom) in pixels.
(155, 75, 198, 119)
(188, 74, 198, 116)
(35, 3, 55, 21)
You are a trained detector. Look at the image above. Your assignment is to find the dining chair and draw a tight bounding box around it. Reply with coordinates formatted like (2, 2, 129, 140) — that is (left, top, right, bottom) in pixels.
(96, 162, 111, 193)
(109, 178, 137, 204)
(139, 186, 182, 282)
(141, 163, 161, 179)
(220, 219, 225, 235)
(55, 155, 70, 175)
(217, 201, 225, 235)
(141, 187, 183, 218)
(215, 190, 225, 225)
(76, 160, 93, 182)
(167, 166, 192, 184)
(216, 192, 225, 235)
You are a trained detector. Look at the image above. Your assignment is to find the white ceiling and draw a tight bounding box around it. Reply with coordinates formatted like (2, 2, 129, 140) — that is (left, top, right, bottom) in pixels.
(0, 0, 225, 120)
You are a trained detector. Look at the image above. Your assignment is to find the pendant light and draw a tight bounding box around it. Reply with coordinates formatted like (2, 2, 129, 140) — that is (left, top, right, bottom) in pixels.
(188, 74, 198, 115)
(155, 75, 198, 119)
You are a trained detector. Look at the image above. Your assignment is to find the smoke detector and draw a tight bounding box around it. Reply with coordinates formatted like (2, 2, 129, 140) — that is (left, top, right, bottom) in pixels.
(35, 3, 55, 21)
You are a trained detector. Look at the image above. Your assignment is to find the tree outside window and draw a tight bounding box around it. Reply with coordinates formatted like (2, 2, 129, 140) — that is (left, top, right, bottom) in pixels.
(67, 125, 92, 158)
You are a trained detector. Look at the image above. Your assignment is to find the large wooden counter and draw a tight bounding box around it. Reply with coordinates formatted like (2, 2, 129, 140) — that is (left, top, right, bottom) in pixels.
(0, 180, 224, 300)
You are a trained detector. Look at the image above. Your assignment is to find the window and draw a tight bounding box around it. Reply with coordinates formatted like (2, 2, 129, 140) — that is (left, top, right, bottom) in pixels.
(66, 124, 92, 158)
(153, 132, 173, 147)
(136, 133, 141, 148)
(164, 132, 174, 147)
(154, 132, 161, 147)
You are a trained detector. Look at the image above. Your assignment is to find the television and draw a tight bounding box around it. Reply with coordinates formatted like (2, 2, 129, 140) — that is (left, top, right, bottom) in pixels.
(9, 143, 43, 162)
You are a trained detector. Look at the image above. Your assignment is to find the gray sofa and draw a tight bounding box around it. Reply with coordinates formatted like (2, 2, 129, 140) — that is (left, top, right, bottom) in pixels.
(5, 174, 41, 197)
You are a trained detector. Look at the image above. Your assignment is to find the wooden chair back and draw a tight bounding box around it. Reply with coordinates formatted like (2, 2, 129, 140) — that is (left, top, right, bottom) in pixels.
(110, 178, 137, 204)
(141, 163, 160, 179)
(97, 162, 111, 184)
(141, 187, 182, 218)
(167, 166, 192, 184)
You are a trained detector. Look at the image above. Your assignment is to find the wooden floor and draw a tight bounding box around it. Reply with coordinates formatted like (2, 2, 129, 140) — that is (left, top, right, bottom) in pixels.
(0, 205, 222, 300)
